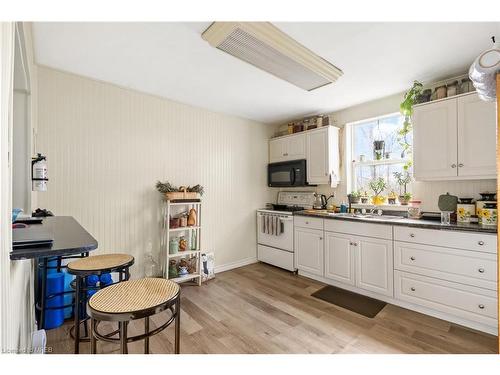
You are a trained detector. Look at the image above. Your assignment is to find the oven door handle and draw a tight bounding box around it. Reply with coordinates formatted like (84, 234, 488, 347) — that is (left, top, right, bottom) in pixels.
(290, 168, 296, 185)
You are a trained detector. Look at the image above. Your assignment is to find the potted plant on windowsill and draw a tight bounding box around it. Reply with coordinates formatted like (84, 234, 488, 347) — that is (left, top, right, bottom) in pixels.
(360, 191, 369, 204)
(388, 191, 398, 205)
(369, 177, 387, 206)
(349, 190, 361, 204)
(393, 171, 412, 205)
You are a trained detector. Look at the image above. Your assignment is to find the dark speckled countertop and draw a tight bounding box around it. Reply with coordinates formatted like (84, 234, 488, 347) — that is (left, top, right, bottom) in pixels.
(294, 210, 497, 234)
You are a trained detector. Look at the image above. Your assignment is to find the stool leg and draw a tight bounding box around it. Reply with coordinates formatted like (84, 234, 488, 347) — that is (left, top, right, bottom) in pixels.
(120, 321, 128, 354)
(90, 318, 97, 354)
(73, 275, 82, 354)
(175, 296, 181, 354)
(144, 317, 150, 354)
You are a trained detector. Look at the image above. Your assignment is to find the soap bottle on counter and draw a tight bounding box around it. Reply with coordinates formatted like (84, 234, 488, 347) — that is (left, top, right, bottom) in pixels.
(340, 201, 347, 213)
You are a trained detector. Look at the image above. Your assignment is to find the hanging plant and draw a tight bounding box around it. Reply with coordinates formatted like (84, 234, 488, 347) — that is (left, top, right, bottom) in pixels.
(399, 80, 423, 170)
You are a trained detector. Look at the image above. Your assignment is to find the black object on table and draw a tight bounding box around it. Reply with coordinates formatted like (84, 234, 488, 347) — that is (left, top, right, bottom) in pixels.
(10, 216, 98, 330)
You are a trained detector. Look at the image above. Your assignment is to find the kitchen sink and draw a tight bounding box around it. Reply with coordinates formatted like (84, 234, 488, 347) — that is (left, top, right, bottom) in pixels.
(329, 213, 404, 220)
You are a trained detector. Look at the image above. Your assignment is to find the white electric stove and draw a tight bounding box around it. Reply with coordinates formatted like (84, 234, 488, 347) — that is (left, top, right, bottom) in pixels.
(256, 192, 315, 271)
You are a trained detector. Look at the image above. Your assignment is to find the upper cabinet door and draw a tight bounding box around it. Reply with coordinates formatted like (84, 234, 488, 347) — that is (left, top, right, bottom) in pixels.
(269, 137, 287, 163)
(413, 98, 458, 180)
(307, 128, 330, 184)
(286, 133, 306, 161)
(457, 94, 496, 178)
(269, 134, 306, 163)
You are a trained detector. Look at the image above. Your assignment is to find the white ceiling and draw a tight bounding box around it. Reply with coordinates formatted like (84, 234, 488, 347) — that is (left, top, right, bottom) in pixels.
(32, 22, 500, 124)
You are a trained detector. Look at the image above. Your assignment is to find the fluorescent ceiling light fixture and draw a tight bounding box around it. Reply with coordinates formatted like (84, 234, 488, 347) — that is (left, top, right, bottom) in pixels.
(202, 22, 343, 91)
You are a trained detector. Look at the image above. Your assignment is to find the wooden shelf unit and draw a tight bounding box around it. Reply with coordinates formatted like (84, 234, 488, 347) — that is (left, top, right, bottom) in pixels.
(160, 200, 202, 286)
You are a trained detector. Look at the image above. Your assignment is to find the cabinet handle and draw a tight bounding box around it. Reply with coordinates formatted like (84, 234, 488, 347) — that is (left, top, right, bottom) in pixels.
(409, 233, 415, 238)
(325, 173, 328, 176)
(319, 237, 323, 240)
(478, 268, 485, 273)
(458, 163, 464, 168)
(305, 221, 309, 224)
(478, 304, 485, 309)
(478, 241, 484, 246)
(353, 242, 358, 247)
(410, 287, 416, 292)
(410, 256, 416, 261)
(451, 164, 457, 168)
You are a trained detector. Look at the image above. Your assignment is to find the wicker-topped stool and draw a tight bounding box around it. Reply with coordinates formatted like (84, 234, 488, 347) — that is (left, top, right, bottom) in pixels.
(67, 253, 134, 354)
(87, 278, 181, 354)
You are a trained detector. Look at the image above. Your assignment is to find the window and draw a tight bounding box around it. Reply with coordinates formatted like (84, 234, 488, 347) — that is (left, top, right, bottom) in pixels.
(347, 113, 411, 197)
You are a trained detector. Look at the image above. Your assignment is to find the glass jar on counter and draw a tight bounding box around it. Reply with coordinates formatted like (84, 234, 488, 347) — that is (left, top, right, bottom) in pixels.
(407, 200, 422, 219)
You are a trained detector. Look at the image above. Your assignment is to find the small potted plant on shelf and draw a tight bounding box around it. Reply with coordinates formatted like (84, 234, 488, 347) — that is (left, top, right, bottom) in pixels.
(388, 191, 398, 205)
(393, 171, 412, 205)
(360, 191, 369, 204)
(369, 177, 387, 205)
(349, 190, 361, 204)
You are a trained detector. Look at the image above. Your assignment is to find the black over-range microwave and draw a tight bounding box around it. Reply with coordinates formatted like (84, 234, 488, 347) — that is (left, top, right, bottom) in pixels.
(268, 159, 308, 187)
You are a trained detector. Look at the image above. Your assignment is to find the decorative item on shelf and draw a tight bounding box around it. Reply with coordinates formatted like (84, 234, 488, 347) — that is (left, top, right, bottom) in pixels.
(360, 191, 369, 204)
(387, 191, 397, 205)
(169, 216, 180, 229)
(393, 171, 412, 205)
(457, 198, 475, 223)
(179, 213, 188, 227)
(168, 259, 178, 279)
(369, 177, 386, 206)
(384, 151, 391, 159)
(187, 208, 197, 226)
(407, 200, 422, 219)
(480, 202, 497, 227)
(293, 122, 304, 133)
(178, 259, 189, 276)
(156, 181, 204, 201)
(287, 122, 294, 134)
(359, 154, 366, 162)
(178, 236, 187, 251)
(373, 140, 385, 160)
(187, 257, 197, 274)
(416, 89, 432, 103)
(190, 230, 197, 250)
(459, 78, 473, 94)
(476, 192, 497, 225)
(479, 192, 496, 201)
(446, 81, 459, 97)
(435, 85, 447, 100)
(169, 238, 179, 254)
(469, 36, 500, 101)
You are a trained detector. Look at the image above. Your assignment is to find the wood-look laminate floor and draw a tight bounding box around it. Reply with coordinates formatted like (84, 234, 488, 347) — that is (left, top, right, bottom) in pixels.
(46, 262, 498, 354)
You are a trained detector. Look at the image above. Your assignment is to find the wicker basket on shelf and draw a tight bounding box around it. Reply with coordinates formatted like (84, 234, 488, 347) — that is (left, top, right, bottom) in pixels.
(165, 187, 200, 201)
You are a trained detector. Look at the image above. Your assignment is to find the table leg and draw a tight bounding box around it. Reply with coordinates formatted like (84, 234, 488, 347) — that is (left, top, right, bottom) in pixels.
(120, 321, 128, 354)
(90, 318, 97, 354)
(39, 258, 48, 330)
(144, 316, 150, 354)
(73, 275, 82, 354)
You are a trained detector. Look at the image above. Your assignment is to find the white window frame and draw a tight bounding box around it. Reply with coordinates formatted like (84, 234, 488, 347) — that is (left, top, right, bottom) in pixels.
(346, 112, 410, 194)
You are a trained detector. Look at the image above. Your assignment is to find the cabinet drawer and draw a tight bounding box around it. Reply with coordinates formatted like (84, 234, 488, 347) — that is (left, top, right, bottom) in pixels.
(394, 226, 496, 253)
(394, 271, 497, 326)
(294, 216, 323, 230)
(394, 241, 497, 290)
(324, 219, 392, 240)
(257, 244, 295, 272)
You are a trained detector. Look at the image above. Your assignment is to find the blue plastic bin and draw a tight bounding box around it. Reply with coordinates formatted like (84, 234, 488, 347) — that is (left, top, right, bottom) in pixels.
(44, 272, 65, 330)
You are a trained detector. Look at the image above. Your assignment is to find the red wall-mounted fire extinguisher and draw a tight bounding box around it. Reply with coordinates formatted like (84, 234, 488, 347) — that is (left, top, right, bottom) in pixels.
(32, 153, 48, 192)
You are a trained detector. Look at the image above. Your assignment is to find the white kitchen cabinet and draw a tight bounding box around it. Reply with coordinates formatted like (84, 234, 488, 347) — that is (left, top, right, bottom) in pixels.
(269, 133, 306, 163)
(294, 226, 324, 276)
(306, 127, 340, 186)
(324, 232, 356, 285)
(413, 97, 458, 179)
(355, 236, 394, 297)
(413, 92, 496, 180)
(457, 93, 496, 178)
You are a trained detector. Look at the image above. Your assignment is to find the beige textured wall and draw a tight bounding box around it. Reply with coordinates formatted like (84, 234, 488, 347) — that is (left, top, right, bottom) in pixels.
(36, 66, 274, 275)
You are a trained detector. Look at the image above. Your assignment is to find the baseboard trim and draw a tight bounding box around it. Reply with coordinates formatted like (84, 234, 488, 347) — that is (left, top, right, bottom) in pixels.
(215, 257, 258, 274)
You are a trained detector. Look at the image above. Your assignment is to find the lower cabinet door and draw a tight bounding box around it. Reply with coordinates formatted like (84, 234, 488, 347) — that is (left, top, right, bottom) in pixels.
(355, 236, 394, 297)
(295, 227, 324, 276)
(324, 232, 355, 285)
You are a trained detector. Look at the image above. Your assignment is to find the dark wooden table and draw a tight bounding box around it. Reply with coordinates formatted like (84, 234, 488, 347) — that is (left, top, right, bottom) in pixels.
(10, 216, 98, 329)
